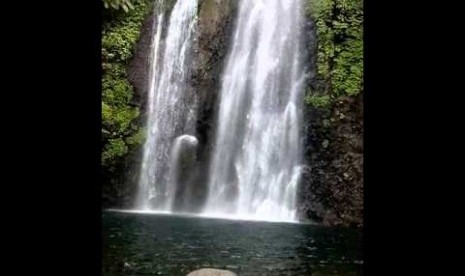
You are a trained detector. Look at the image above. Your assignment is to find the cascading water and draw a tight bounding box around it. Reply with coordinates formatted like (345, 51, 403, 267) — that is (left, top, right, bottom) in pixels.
(166, 135, 198, 211)
(136, 0, 198, 211)
(204, 0, 306, 222)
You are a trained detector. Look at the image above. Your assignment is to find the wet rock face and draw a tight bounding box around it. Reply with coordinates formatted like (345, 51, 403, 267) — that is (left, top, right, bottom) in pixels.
(102, 145, 144, 209)
(127, 9, 154, 112)
(176, 0, 238, 212)
(171, 136, 200, 212)
(298, 93, 364, 227)
(191, 0, 237, 158)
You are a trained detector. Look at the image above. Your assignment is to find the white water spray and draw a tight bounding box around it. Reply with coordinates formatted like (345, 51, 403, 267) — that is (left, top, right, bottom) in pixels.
(136, 0, 199, 211)
(204, 0, 305, 222)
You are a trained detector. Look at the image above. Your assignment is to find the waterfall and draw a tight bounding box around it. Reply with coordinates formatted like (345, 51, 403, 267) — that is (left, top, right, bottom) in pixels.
(136, 0, 199, 211)
(133, 0, 305, 222)
(204, 0, 305, 222)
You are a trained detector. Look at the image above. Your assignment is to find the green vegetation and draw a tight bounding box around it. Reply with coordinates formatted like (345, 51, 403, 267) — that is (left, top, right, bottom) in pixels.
(305, 0, 363, 107)
(306, 94, 331, 108)
(102, 0, 153, 171)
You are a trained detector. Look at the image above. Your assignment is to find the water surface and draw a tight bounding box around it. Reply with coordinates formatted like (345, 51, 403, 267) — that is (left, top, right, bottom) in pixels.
(103, 211, 362, 275)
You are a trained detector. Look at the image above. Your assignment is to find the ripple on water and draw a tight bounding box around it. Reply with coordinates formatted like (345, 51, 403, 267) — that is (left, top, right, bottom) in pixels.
(103, 212, 362, 276)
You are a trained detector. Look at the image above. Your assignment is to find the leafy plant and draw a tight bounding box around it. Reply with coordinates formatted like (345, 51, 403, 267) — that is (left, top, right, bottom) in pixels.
(305, 93, 332, 108)
(102, 0, 153, 170)
(102, 138, 129, 166)
(305, 0, 363, 107)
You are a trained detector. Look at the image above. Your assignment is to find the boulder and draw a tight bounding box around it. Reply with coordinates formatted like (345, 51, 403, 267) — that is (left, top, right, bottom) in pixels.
(186, 268, 237, 276)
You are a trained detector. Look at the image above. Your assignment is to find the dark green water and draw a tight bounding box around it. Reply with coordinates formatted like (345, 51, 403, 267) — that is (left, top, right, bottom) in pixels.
(102, 211, 362, 275)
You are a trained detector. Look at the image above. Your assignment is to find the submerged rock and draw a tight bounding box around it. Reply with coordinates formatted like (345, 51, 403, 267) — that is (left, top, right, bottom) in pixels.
(186, 268, 237, 276)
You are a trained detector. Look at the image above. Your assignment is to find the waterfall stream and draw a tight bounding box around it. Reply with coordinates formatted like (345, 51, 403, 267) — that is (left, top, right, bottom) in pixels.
(136, 0, 199, 211)
(204, 0, 305, 222)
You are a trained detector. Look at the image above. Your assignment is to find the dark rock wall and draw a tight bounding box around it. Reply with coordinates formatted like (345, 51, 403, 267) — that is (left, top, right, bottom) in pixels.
(186, 0, 238, 211)
(298, 93, 363, 227)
